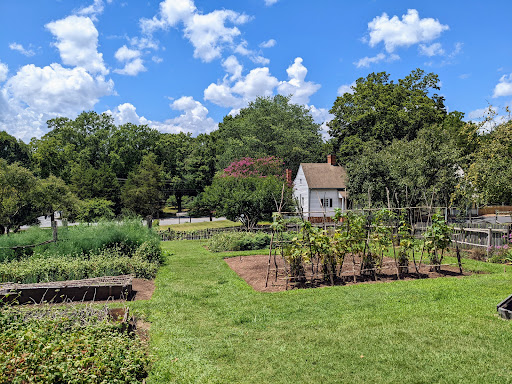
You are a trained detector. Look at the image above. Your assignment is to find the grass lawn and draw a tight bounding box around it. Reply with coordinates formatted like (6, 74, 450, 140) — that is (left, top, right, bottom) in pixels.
(158, 220, 242, 231)
(135, 241, 512, 383)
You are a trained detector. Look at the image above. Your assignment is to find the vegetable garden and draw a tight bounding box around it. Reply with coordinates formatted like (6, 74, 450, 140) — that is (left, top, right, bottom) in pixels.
(265, 208, 463, 289)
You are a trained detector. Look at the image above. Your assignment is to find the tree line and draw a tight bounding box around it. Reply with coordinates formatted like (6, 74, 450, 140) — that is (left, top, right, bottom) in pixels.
(1, 69, 511, 232)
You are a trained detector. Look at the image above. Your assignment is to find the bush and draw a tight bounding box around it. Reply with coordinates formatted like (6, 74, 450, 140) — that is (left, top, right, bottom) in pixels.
(0, 220, 161, 263)
(207, 231, 295, 252)
(0, 305, 150, 383)
(0, 246, 159, 283)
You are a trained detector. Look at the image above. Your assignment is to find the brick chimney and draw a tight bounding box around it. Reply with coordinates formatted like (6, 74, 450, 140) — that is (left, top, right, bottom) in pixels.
(285, 169, 293, 186)
(327, 154, 336, 166)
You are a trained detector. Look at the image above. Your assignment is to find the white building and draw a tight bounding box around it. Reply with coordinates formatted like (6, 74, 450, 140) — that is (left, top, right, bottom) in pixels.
(292, 155, 348, 219)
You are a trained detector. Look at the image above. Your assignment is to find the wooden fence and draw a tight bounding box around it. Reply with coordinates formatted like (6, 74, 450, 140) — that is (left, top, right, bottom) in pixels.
(415, 222, 511, 250)
(159, 225, 273, 241)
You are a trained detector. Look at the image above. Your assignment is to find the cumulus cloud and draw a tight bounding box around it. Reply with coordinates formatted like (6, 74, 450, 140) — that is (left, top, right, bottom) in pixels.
(354, 53, 399, 68)
(222, 55, 243, 81)
(5, 63, 113, 115)
(107, 97, 217, 135)
(277, 57, 321, 104)
(307, 104, 333, 138)
(0, 63, 114, 142)
(140, 0, 252, 62)
(493, 74, 512, 97)
(205, 66, 278, 109)
(0, 62, 8, 82)
(234, 40, 270, 65)
(367, 9, 449, 53)
(337, 82, 356, 96)
(113, 45, 146, 76)
(264, 0, 279, 5)
(46, 15, 108, 75)
(9, 43, 35, 57)
(259, 39, 276, 48)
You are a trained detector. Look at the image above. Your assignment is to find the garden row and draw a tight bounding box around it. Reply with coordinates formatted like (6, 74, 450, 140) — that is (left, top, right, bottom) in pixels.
(0, 220, 163, 284)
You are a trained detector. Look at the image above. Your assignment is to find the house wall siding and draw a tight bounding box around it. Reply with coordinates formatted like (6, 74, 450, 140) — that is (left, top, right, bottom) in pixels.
(308, 189, 343, 217)
(293, 166, 309, 213)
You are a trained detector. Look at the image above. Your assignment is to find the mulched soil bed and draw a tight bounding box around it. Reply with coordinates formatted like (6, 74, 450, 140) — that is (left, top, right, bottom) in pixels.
(225, 254, 473, 292)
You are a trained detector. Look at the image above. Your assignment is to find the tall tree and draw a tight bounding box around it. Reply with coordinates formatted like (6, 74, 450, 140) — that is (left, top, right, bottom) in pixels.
(121, 153, 164, 227)
(215, 95, 324, 174)
(0, 131, 31, 167)
(328, 69, 451, 162)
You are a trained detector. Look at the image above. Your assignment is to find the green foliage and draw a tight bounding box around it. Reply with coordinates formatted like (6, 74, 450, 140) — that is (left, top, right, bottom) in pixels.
(329, 69, 449, 155)
(424, 212, 452, 270)
(215, 95, 324, 173)
(121, 153, 164, 218)
(0, 306, 150, 383)
(0, 131, 31, 167)
(75, 198, 115, 222)
(0, 220, 161, 263)
(203, 173, 293, 229)
(207, 231, 286, 252)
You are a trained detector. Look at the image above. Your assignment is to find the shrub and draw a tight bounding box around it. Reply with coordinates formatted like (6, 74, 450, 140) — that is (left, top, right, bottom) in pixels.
(0, 305, 150, 383)
(208, 231, 295, 252)
(0, 220, 161, 263)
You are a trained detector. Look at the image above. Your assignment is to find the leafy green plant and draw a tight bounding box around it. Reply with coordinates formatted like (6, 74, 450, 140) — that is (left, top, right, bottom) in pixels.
(424, 212, 452, 272)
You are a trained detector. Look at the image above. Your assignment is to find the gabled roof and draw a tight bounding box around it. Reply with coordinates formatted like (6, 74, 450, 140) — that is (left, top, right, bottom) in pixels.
(300, 163, 347, 189)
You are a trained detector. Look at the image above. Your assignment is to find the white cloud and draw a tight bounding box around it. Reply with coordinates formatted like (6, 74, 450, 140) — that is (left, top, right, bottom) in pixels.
(232, 67, 278, 100)
(367, 9, 449, 53)
(337, 81, 356, 96)
(277, 57, 321, 104)
(493, 74, 512, 97)
(114, 45, 140, 61)
(9, 43, 35, 57)
(468, 106, 497, 120)
(264, 0, 279, 5)
(130, 36, 160, 50)
(259, 39, 276, 48)
(419, 42, 445, 57)
(5, 63, 113, 115)
(114, 58, 146, 76)
(113, 45, 146, 76)
(0, 62, 8, 82)
(184, 10, 248, 62)
(354, 53, 399, 68)
(0, 63, 114, 142)
(204, 83, 242, 108)
(222, 55, 243, 81)
(152, 56, 163, 63)
(76, 0, 107, 20)
(234, 40, 270, 65)
(140, 0, 252, 62)
(46, 15, 108, 75)
(107, 98, 217, 135)
(308, 104, 333, 139)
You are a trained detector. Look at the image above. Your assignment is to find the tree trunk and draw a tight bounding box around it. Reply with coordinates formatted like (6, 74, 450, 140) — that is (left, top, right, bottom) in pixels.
(146, 215, 153, 229)
(176, 193, 183, 213)
(50, 212, 58, 242)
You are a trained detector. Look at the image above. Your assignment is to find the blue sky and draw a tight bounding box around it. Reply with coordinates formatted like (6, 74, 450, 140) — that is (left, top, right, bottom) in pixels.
(1, 0, 511, 142)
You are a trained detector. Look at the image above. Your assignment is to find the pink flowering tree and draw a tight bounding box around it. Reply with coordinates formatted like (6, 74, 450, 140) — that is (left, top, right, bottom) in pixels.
(201, 157, 293, 229)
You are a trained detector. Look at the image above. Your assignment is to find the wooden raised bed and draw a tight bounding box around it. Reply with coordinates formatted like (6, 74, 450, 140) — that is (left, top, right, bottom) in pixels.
(497, 294, 512, 320)
(0, 275, 133, 305)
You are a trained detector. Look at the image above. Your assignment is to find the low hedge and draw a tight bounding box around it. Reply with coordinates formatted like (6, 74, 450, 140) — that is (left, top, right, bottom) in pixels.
(207, 231, 295, 252)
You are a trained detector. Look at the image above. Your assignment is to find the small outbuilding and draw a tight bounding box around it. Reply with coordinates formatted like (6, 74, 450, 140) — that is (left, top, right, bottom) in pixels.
(291, 155, 348, 219)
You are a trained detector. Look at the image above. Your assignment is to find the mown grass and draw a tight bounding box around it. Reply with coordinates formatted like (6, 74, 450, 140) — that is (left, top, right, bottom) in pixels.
(140, 241, 512, 383)
(158, 219, 242, 232)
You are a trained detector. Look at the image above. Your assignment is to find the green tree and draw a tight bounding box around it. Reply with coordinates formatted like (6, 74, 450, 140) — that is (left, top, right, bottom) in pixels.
(0, 131, 31, 167)
(0, 161, 39, 234)
(215, 95, 324, 174)
(329, 69, 452, 162)
(121, 153, 164, 227)
(202, 157, 292, 229)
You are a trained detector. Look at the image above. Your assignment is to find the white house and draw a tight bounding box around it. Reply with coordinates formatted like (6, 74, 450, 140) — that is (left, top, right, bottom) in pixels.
(291, 155, 348, 219)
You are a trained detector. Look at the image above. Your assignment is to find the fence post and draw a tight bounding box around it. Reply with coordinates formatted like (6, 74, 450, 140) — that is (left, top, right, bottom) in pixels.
(487, 227, 492, 257)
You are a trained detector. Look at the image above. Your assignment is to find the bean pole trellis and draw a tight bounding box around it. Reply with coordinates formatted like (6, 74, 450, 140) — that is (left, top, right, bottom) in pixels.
(265, 205, 472, 290)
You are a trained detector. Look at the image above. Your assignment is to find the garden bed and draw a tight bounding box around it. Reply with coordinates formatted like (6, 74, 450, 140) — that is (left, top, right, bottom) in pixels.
(0, 276, 155, 304)
(225, 254, 472, 292)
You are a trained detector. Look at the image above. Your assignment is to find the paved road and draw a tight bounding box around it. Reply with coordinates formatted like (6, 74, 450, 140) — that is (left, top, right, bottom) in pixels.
(23, 215, 228, 229)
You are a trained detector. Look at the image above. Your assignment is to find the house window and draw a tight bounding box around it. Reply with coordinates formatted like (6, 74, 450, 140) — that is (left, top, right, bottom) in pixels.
(321, 198, 333, 208)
